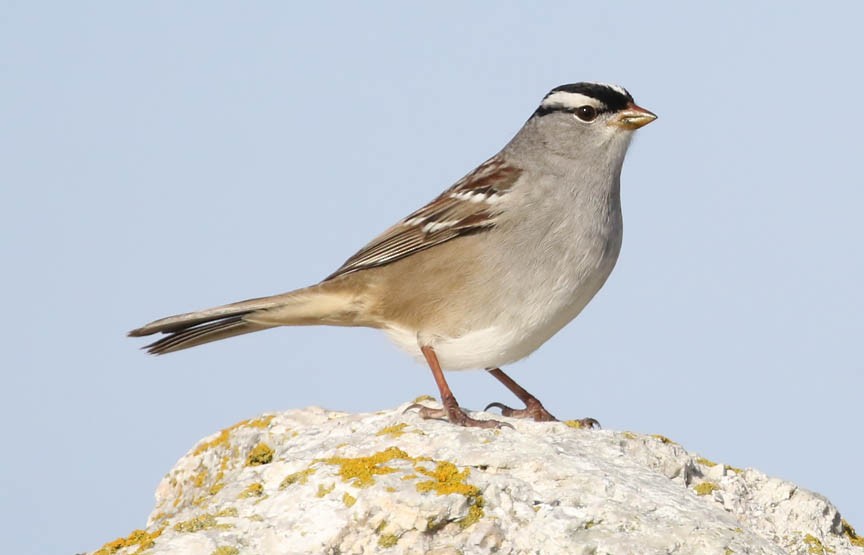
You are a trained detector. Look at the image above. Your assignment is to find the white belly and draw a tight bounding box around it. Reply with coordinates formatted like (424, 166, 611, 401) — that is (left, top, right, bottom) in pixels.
(384, 322, 537, 371)
(383, 233, 620, 371)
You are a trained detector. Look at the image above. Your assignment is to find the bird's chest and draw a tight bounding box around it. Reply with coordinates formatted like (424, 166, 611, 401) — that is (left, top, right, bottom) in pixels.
(487, 195, 623, 339)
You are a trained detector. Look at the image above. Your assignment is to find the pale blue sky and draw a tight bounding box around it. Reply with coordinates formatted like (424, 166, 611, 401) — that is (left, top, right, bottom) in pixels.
(2, 3, 862, 554)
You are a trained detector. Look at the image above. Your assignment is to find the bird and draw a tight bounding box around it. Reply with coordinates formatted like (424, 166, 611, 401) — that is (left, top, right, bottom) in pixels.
(129, 82, 656, 429)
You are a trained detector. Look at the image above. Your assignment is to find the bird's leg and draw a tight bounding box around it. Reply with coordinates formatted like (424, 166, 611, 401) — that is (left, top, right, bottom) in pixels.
(484, 367, 599, 428)
(484, 367, 557, 421)
(405, 346, 508, 429)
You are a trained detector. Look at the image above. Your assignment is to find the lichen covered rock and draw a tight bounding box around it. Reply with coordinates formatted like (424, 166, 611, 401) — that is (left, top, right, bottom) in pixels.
(89, 403, 864, 555)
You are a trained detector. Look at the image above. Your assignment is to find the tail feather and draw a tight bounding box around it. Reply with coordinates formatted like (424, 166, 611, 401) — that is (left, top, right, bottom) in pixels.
(129, 283, 365, 355)
(140, 316, 269, 355)
(128, 295, 286, 337)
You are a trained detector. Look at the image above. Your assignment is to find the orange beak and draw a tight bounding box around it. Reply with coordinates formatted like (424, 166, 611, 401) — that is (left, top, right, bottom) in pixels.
(614, 103, 657, 130)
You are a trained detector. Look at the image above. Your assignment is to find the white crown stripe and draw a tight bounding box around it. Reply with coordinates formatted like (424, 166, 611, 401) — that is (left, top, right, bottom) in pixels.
(540, 91, 603, 110)
(584, 81, 629, 97)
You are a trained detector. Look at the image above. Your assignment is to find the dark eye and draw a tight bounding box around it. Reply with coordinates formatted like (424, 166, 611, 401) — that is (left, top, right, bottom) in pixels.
(575, 105, 597, 122)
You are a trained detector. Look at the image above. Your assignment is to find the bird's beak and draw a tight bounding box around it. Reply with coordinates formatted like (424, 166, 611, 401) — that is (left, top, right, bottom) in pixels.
(614, 103, 657, 130)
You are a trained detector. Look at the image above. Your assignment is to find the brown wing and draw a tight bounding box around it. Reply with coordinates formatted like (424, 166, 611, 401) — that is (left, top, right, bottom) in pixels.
(324, 156, 523, 281)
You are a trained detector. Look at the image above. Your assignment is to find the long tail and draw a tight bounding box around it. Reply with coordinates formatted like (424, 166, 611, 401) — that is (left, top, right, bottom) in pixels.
(129, 283, 362, 355)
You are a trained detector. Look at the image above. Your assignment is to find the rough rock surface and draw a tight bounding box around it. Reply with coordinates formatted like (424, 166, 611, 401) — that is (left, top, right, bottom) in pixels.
(90, 402, 864, 555)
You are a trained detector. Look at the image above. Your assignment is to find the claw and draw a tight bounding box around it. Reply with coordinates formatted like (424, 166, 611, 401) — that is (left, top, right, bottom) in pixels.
(403, 402, 439, 417)
(484, 398, 558, 422)
(565, 417, 602, 430)
(406, 401, 513, 429)
(484, 402, 516, 415)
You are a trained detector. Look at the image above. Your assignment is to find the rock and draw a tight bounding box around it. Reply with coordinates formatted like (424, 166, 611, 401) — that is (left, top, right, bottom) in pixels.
(88, 403, 864, 555)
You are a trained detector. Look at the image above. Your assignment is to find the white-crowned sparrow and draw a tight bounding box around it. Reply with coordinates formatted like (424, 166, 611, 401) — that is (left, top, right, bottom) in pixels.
(130, 82, 656, 428)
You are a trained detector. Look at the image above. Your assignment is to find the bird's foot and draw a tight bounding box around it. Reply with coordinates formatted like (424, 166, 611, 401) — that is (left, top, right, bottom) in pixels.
(484, 398, 558, 422)
(485, 400, 600, 428)
(405, 400, 512, 429)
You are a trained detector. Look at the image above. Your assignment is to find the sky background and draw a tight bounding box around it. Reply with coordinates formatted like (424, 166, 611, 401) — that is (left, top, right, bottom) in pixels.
(2, 2, 862, 554)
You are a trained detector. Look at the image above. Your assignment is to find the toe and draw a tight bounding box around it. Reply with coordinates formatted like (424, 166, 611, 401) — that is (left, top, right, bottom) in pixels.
(406, 400, 512, 429)
(448, 405, 512, 429)
(404, 403, 448, 421)
(484, 402, 517, 416)
(484, 400, 557, 422)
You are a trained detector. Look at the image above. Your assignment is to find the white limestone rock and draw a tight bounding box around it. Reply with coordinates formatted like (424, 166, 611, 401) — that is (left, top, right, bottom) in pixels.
(89, 403, 864, 555)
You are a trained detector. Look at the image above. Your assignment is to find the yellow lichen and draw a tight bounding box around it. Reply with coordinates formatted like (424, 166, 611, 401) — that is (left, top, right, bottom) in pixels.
(621, 431, 638, 440)
(425, 516, 448, 534)
(240, 482, 264, 498)
(415, 461, 484, 528)
(273, 447, 487, 532)
(564, 420, 589, 429)
(174, 514, 216, 533)
(461, 498, 485, 528)
(208, 480, 225, 496)
(412, 394, 436, 403)
(215, 507, 238, 517)
(150, 511, 171, 523)
(193, 468, 208, 487)
(694, 482, 719, 496)
(378, 534, 399, 548)
(803, 533, 834, 554)
(724, 549, 734, 555)
(193, 458, 229, 498)
(416, 461, 477, 497)
(841, 519, 864, 547)
(320, 447, 412, 488)
(211, 547, 239, 555)
(316, 483, 336, 498)
(92, 526, 166, 555)
(245, 415, 275, 429)
(651, 434, 677, 445)
(696, 457, 717, 468)
(173, 513, 233, 533)
(246, 442, 274, 466)
(725, 464, 743, 474)
(192, 415, 275, 456)
(376, 423, 410, 438)
(279, 468, 316, 489)
(193, 430, 231, 456)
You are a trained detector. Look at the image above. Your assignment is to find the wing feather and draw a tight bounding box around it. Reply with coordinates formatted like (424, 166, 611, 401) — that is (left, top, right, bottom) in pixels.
(324, 156, 522, 281)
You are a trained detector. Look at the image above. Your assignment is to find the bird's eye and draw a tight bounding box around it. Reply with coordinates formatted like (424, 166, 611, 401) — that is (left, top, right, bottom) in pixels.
(575, 105, 597, 122)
